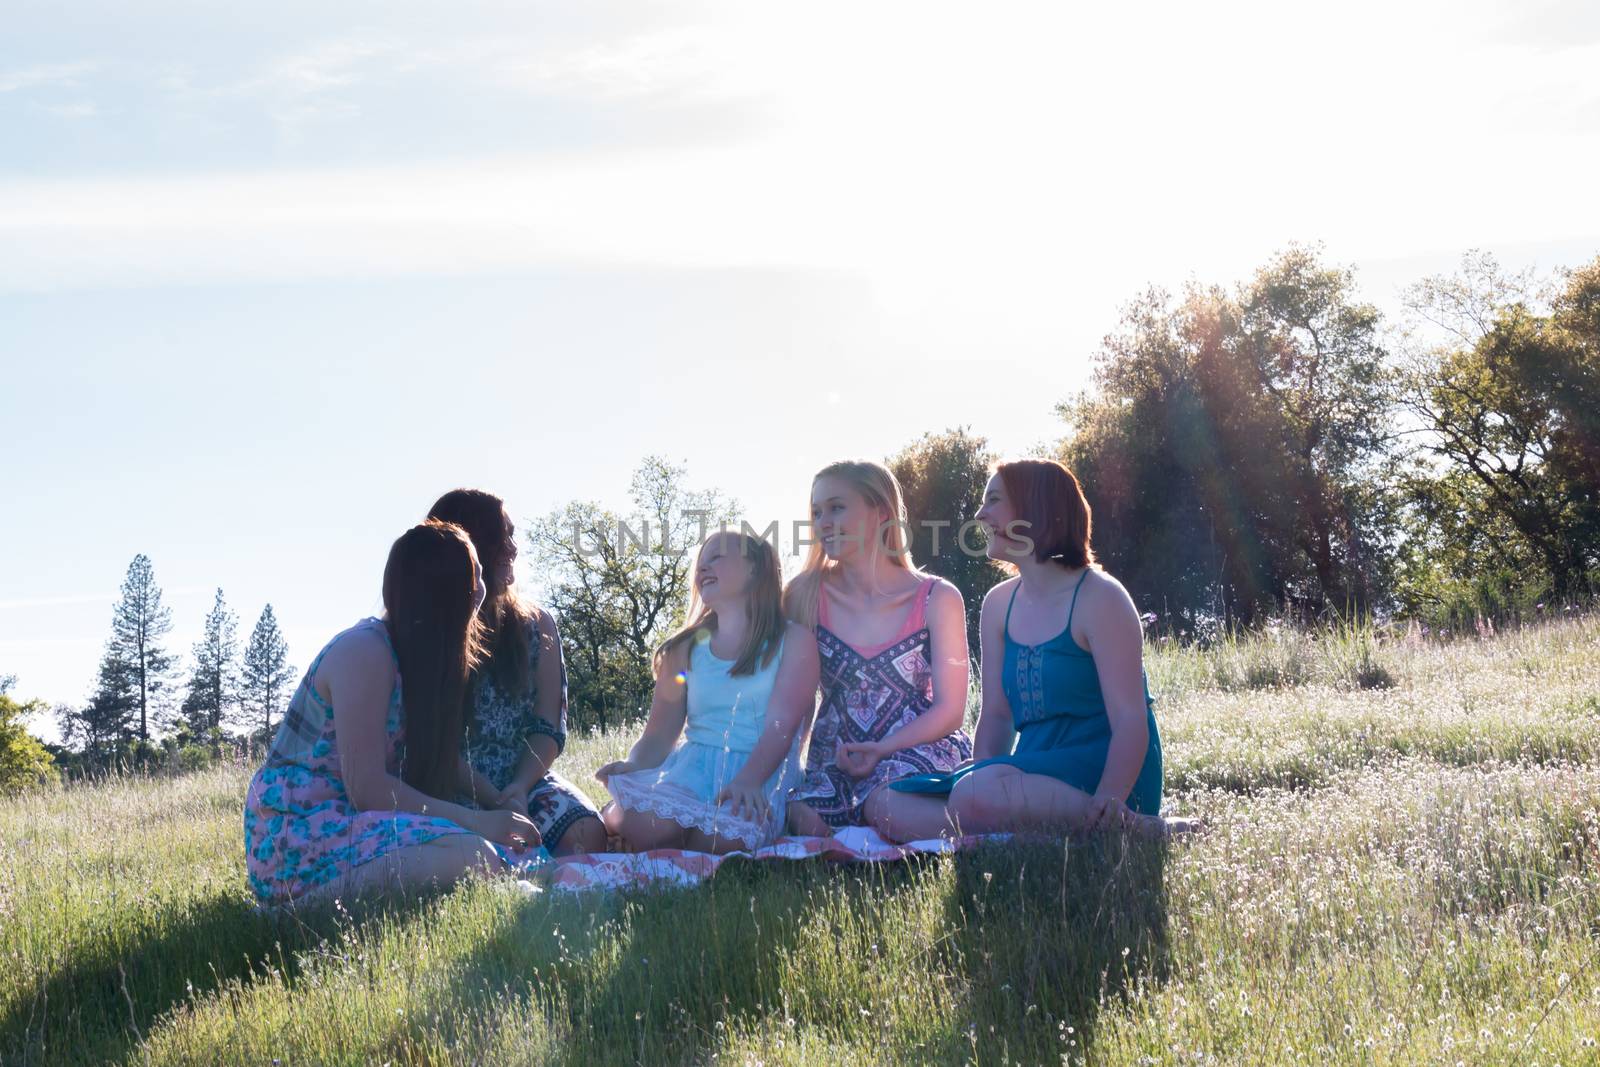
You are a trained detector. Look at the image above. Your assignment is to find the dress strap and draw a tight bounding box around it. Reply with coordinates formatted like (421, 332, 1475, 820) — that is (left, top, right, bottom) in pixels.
(906, 577, 937, 633)
(1065, 569, 1091, 630)
(1004, 583, 1020, 633)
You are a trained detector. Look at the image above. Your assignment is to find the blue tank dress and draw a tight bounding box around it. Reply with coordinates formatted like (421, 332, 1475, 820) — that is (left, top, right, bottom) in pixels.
(604, 630, 804, 849)
(968, 572, 1163, 813)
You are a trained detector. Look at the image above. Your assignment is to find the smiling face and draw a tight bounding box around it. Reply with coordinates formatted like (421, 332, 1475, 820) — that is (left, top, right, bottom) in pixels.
(975, 472, 1028, 563)
(694, 532, 754, 608)
(810, 474, 887, 562)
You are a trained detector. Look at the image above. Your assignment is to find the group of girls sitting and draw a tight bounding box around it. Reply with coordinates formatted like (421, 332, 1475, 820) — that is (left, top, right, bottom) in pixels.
(244, 459, 1189, 906)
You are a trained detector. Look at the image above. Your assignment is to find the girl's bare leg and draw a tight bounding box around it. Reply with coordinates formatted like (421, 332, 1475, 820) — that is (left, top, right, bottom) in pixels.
(861, 788, 958, 843)
(948, 765, 1176, 836)
(301, 833, 505, 901)
(681, 826, 750, 854)
(785, 800, 832, 837)
(611, 807, 691, 851)
(549, 815, 608, 856)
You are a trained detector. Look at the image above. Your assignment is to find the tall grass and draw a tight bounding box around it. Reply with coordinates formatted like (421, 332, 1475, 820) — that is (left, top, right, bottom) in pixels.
(3, 614, 1598, 1065)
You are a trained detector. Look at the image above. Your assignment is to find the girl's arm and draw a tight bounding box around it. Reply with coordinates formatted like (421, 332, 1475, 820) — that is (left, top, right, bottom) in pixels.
(969, 581, 1017, 761)
(716, 624, 820, 811)
(595, 639, 691, 779)
(1080, 574, 1151, 819)
(459, 756, 504, 807)
(878, 581, 970, 751)
(325, 630, 535, 847)
(500, 610, 566, 802)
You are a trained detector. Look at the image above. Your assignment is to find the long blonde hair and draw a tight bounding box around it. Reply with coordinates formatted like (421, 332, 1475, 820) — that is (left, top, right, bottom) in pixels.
(655, 531, 786, 678)
(783, 459, 925, 628)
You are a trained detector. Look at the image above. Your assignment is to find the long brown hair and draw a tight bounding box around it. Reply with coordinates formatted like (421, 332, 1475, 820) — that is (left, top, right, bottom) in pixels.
(995, 458, 1098, 570)
(655, 531, 785, 678)
(427, 488, 537, 698)
(381, 520, 487, 797)
(783, 459, 925, 627)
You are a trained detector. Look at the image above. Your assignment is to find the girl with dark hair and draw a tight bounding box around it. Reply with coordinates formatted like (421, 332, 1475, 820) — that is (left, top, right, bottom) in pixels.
(244, 521, 540, 904)
(924, 459, 1191, 836)
(427, 489, 607, 856)
(597, 531, 819, 852)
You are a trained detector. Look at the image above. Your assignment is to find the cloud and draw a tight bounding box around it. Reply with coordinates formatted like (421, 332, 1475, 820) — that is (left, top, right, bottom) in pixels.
(0, 588, 213, 611)
(1489, 0, 1600, 49)
(0, 62, 97, 93)
(1, 2, 1597, 297)
(34, 101, 100, 119)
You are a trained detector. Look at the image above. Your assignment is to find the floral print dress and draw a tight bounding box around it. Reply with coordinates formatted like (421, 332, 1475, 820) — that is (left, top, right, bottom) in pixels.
(461, 613, 602, 850)
(243, 618, 481, 904)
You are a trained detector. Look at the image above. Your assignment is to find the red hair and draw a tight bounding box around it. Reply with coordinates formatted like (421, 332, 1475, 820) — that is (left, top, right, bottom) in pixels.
(996, 459, 1097, 569)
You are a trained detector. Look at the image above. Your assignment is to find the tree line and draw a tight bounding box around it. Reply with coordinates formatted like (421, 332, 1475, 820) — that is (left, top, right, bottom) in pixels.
(1060, 247, 1597, 629)
(37, 558, 295, 778)
(533, 249, 1598, 730)
(8, 245, 1595, 770)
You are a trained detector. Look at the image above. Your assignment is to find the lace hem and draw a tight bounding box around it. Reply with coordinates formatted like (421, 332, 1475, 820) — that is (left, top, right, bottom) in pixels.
(606, 775, 770, 849)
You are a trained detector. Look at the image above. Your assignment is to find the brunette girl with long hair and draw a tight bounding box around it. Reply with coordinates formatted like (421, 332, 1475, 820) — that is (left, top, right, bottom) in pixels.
(427, 489, 606, 855)
(243, 521, 540, 904)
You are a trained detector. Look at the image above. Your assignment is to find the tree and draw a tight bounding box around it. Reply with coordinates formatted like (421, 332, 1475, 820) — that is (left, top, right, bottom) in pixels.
(528, 456, 736, 732)
(887, 427, 1007, 653)
(179, 588, 241, 748)
(57, 642, 142, 768)
(1234, 246, 1396, 611)
(1398, 252, 1600, 605)
(0, 675, 58, 794)
(1057, 246, 1398, 628)
(240, 604, 295, 741)
(106, 554, 176, 741)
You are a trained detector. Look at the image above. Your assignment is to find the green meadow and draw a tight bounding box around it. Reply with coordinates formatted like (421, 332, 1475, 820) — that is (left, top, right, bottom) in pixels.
(4, 615, 1599, 1066)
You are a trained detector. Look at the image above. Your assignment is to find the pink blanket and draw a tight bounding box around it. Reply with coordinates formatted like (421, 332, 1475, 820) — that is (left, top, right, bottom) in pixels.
(523, 827, 989, 892)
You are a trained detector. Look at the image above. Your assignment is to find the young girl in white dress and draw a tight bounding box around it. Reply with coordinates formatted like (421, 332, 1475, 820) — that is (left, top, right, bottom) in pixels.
(598, 531, 821, 853)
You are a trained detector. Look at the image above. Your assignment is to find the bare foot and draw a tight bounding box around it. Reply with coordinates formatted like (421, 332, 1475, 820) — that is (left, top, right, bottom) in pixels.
(1158, 814, 1205, 837)
(1130, 812, 1204, 838)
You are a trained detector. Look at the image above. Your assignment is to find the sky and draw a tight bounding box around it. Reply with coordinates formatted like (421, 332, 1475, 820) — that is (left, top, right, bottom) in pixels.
(3, 0, 1599, 738)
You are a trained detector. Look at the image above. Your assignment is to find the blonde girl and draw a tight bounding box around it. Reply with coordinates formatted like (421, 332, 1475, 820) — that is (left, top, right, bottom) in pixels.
(598, 531, 820, 852)
(784, 460, 973, 843)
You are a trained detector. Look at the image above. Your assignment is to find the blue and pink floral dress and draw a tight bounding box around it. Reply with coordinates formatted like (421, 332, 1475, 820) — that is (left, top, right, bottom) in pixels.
(243, 617, 482, 904)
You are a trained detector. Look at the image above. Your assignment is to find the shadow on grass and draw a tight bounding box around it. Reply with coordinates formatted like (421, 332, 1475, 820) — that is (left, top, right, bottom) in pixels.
(434, 852, 939, 1065)
(0, 886, 443, 1067)
(938, 834, 1172, 1064)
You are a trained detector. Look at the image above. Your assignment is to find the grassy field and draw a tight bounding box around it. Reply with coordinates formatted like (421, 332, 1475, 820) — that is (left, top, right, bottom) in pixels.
(3, 614, 1599, 1065)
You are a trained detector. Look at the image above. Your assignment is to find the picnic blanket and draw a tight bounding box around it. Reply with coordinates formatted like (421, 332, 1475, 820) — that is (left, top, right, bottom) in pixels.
(498, 827, 997, 893)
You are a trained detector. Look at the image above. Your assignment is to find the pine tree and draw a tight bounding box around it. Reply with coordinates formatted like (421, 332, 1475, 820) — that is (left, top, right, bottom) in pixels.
(107, 554, 176, 741)
(58, 646, 140, 766)
(181, 588, 240, 748)
(240, 604, 294, 740)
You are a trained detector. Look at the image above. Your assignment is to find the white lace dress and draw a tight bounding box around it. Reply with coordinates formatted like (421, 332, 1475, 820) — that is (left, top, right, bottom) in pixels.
(604, 632, 803, 849)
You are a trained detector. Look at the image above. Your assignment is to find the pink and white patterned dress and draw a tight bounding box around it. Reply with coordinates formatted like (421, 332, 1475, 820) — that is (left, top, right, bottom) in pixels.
(243, 618, 483, 904)
(790, 577, 972, 827)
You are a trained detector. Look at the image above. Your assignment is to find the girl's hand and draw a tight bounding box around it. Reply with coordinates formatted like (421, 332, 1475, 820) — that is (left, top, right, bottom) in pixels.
(595, 760, 635, 783)
(1084, 790, 1134, 832)
(493, 788, 528, 816)
(714, 779, 770, 824)
(470, 808, 542, 851)
(836, 740, 887, 779)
